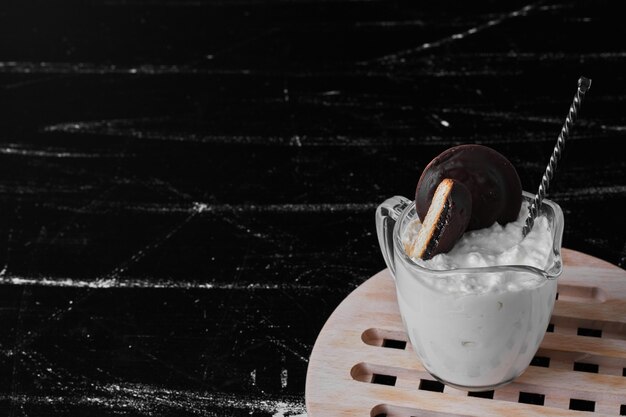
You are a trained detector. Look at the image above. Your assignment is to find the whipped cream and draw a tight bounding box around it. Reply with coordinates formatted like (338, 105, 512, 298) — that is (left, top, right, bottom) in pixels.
(401, 203, 554, 295)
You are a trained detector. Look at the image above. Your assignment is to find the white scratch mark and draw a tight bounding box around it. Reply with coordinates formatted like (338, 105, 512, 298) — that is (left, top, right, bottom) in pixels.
(280, 353, 288, 389)
(280, 368, 288, 389)
(42, 118, 405, 147)
(430, 113, 450, 128)
(0, 143, 132, 158)
(600, 124, 626, 132)
(290, 135, 302, 147)
(355, 19, 424, 28)
(442, 108, 561, 124)
(439, 51, 626, 61)
(552, 185, 626, 201)
(366, 2, 539, 65)
(267, 337, 309, 363)
(41, 116, 614, 146)
(273, 404, 307, 417)
(46, 201, 380, 215)
(192, 202, 209, 213)
(0, 61, 254, 75)
(0, 275, 326, 290)
(0, 384, 307, 416)
(441, 108, 626, 133)
(250, 369, 257, 386)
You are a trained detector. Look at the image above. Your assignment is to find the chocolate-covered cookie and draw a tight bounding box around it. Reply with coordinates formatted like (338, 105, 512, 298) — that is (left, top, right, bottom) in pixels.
(415, 144, 522, 231)
(407, 178, 472, 260)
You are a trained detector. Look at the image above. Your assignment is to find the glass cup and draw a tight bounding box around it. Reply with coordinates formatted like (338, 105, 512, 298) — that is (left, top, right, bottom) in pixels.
(375, 192, 564, 391)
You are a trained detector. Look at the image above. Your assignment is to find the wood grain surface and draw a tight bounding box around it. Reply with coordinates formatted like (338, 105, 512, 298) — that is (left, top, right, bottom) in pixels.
(306, 249, 626, 416)
(0, 0, 624, 415)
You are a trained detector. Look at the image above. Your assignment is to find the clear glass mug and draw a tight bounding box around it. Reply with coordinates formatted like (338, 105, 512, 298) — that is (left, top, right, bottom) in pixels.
(375, 192, 564, 391)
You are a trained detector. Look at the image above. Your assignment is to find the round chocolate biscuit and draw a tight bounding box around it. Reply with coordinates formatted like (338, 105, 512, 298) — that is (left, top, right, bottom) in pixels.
(407, 178, 472, 260)
(415, 144, 522, 231)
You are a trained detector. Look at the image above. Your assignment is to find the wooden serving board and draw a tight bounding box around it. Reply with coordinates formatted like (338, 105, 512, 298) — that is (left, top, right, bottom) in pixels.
(305, 248, 626, 416)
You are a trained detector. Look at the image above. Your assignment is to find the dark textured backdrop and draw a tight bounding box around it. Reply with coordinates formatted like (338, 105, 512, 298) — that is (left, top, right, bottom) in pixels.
(0, 0, 624, 415)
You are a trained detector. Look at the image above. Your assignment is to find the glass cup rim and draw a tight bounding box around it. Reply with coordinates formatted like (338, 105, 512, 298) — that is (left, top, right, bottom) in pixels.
(392, 191, 564, 279)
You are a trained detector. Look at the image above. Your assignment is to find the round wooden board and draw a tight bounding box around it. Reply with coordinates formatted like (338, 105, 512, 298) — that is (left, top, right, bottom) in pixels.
(305, 248, 626, 417)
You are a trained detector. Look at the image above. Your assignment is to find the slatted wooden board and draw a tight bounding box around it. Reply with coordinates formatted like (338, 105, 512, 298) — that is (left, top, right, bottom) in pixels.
(305, 248, 626, 416)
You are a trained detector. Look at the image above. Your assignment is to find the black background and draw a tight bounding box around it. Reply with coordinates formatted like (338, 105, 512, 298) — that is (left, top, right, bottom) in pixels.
(0, 0, 624, 415)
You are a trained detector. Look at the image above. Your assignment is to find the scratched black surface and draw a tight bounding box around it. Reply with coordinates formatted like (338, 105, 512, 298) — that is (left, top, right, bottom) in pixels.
(0, 0, 625, 415)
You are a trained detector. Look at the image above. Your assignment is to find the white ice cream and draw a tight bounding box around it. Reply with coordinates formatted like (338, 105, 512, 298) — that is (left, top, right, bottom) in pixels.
(396, 203, 557, 389)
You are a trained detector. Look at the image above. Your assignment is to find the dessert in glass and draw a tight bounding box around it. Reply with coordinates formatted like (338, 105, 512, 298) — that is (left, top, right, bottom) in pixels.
(375, 145, 564, 391)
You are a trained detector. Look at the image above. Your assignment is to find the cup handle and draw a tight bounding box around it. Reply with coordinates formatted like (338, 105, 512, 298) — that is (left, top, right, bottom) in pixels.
(375, 196, 411, 278)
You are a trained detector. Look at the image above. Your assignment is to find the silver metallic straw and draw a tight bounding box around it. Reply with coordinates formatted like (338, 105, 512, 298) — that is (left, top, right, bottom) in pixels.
(522, 76, 592, 237)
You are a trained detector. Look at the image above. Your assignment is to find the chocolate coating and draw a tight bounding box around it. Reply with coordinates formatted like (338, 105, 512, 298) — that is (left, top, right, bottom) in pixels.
(415, 144, 522, 231)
